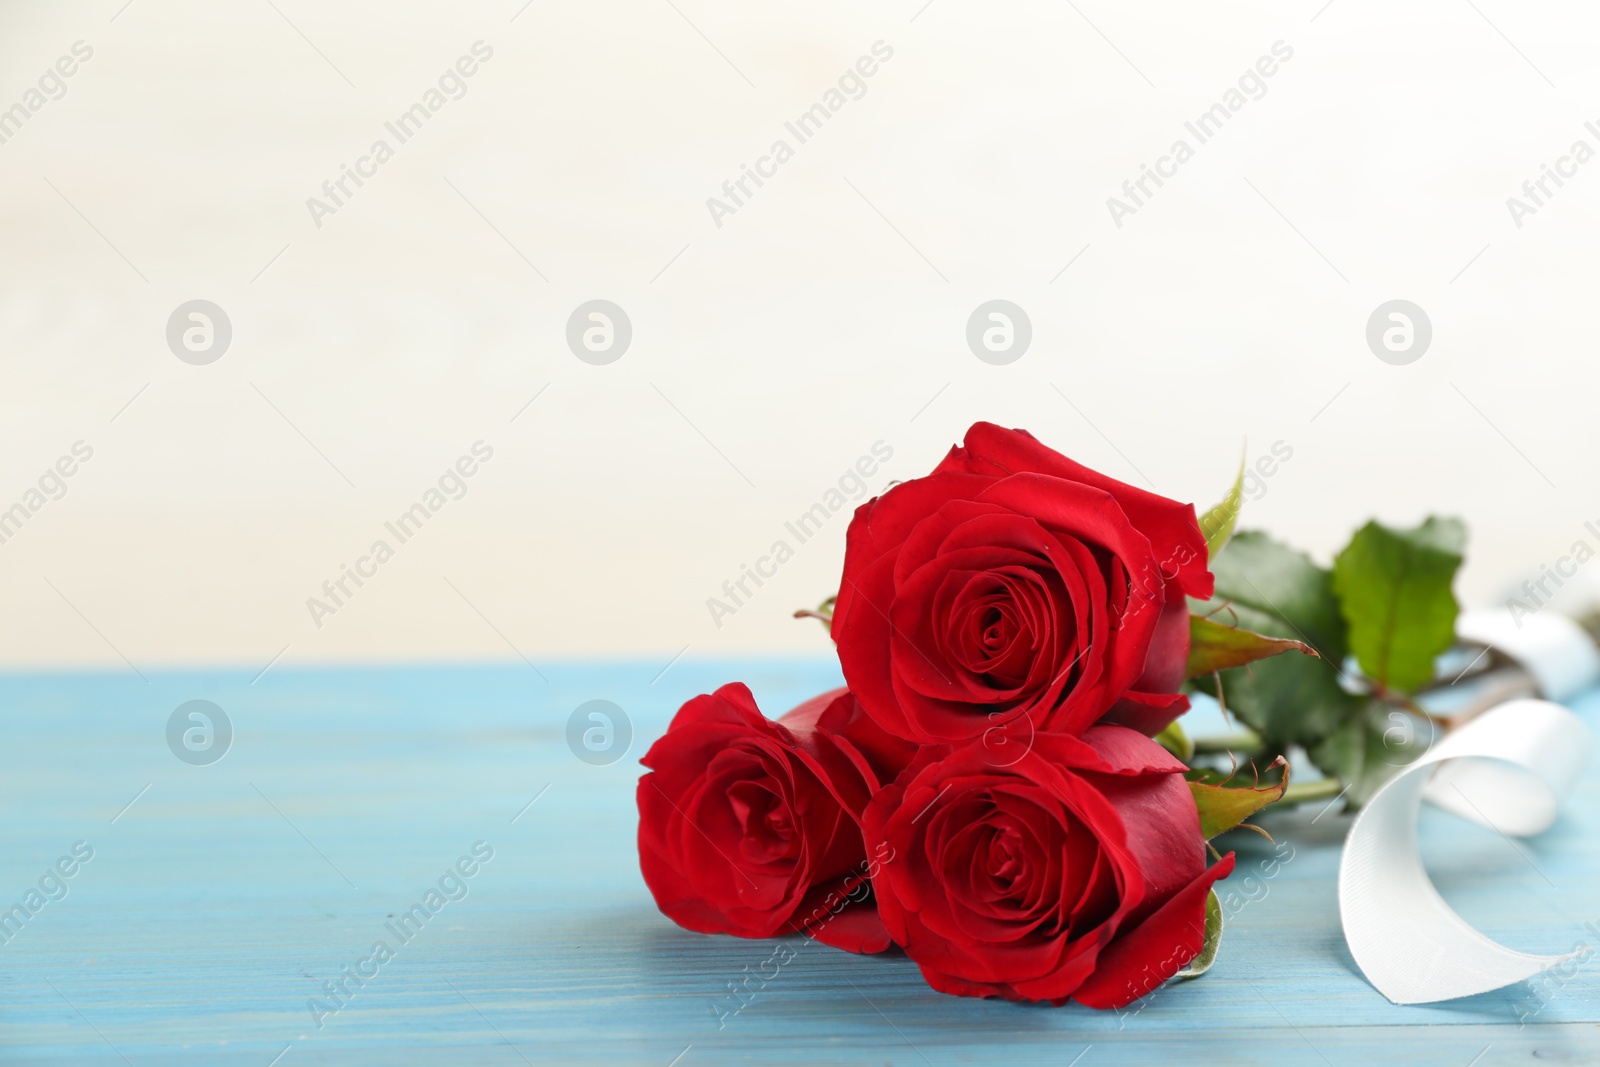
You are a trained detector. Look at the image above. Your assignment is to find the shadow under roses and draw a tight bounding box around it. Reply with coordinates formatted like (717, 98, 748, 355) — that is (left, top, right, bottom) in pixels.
(542, 894, 1556, 1052)
(620, 913, 1138, 1039)
(591, 877, 1180, 1040)
(699, 845, 897, 1030)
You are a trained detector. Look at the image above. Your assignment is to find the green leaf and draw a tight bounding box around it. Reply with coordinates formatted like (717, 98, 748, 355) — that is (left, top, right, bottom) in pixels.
(1185, 756, 1290, 839)
(1307, 701, 1432, 808)
(1186, 614, 1316, 678)
(1155, 719, 1194, 762)
(1176, 889, 1224, 979)
(1331, 517, 1466, 695)
(1198, 455, 1246, 559)
(1205, 532, 1348, 657)
(1189, 532, 1357, 745)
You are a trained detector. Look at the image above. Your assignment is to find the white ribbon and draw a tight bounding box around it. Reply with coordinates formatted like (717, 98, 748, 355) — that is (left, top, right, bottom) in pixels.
(1338, 697, 1592, 1004)
(1457, 607, 1600, 702)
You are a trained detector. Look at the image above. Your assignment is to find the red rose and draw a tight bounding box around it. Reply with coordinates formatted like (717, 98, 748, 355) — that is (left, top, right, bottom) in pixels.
(832, 422, 1213, 744)
(783, 687, 920, 805)
(637, 683, 894, 953)
(862, 725, 1234, 1007)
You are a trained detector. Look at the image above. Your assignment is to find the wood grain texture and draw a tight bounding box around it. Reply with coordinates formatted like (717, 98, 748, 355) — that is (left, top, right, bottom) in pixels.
(1, 659, 1597, 1065)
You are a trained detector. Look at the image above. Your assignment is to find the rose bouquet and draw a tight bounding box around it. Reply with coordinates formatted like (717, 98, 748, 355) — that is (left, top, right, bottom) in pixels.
(637, 422, 1474, 1009)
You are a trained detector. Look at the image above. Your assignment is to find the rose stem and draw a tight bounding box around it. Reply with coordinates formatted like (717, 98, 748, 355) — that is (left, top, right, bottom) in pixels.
(1189, 729, 1262, 755)
(1279, 777, 1345, 806)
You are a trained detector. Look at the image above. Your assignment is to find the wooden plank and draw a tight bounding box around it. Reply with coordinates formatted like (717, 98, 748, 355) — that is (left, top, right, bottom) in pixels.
(1, 661, 1596, 1064)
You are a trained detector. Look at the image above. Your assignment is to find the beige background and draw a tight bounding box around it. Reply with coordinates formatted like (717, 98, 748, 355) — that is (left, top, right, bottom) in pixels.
(1, 0, 1597, 672)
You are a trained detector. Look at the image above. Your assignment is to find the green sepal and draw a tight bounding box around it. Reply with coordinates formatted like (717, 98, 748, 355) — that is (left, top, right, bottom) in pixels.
(1186, 614, 1315, 679)
(1198, 455, 1245, 559)
(1185, 756, 1290, 839)
(1176, 889, 1224, 979)
(1155, 719, 1194, 762)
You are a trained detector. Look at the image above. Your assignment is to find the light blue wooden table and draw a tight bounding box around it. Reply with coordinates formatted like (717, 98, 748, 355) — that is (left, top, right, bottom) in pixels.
(2, 659, 1597, 1065)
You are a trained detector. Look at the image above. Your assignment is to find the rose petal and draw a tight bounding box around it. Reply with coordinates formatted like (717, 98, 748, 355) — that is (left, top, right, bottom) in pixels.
(937, 422, 1212, 600)
(1070, 853, 1236, 1009)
